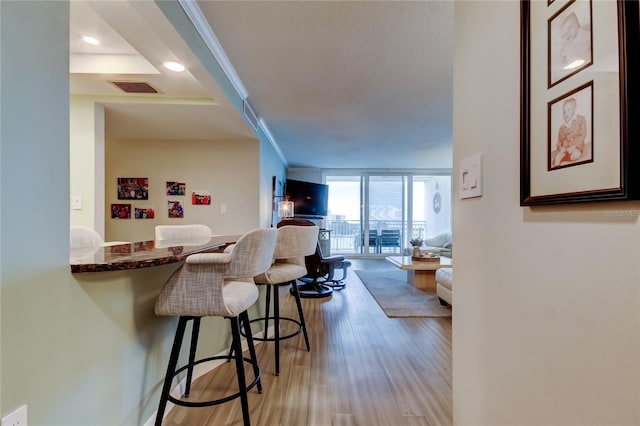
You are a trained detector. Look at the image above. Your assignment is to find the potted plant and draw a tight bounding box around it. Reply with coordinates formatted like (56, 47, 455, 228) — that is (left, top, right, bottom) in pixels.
(409, 237, 423, 257)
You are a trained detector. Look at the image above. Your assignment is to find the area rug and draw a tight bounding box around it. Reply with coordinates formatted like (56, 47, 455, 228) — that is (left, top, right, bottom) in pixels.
(354, 269, 452, 318)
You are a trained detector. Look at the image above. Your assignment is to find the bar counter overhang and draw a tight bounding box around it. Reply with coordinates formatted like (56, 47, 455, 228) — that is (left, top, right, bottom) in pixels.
(70, 235, 239, 273)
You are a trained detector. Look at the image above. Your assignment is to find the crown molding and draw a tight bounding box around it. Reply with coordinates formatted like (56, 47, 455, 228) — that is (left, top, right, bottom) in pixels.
(178, 0, 248, 100)
(178, 0, 288, 166)
(259, 118, 288, 166)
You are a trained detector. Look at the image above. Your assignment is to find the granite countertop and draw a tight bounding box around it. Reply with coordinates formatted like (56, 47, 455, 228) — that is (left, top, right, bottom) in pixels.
(70, 235, 239, 273)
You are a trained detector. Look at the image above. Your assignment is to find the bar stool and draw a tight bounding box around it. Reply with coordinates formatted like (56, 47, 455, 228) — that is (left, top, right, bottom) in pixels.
(248, 222, 319, 375)
(155, 224, 212, 245)
(154, 227, 277, 426)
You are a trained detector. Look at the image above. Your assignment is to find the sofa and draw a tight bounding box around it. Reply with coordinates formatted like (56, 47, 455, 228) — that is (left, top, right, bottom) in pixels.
(435, 268, 452, 306)
(423, 231, 452, 257)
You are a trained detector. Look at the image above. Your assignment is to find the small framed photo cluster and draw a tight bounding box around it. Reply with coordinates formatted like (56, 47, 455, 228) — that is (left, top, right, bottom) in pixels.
(114, 177, 153, 219)
(112, 178, 212, 220)
(166, 181, 186, 219)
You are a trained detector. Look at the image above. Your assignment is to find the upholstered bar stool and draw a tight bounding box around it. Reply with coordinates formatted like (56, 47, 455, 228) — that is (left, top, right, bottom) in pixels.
(69, 225, 129, 260)
(247, 222, 319, 375)
(154, 228, 277, 426)
(155, 224, 212, 245)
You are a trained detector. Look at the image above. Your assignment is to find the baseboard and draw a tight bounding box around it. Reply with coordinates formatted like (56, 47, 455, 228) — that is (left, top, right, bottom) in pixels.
(143, 325, 273, 426)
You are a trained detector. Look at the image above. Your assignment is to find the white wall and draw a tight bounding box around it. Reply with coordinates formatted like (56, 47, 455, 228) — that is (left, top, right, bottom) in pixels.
(70, 96, 105, 235)
(1, 2, 281, 424)
(259, 134, 287, 228)
(420, 175, 451, 238)
(453, 3, 640, 425)
(287, 167, 323, 184)
(105, 138, 260, 242)
(1, 1, 75, 421)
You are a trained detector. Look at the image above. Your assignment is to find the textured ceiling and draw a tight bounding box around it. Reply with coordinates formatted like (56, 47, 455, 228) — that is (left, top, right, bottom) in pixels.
(195, 0, 454, 169)
(70, 1, 454, 169)
(69, 1, 255, 142)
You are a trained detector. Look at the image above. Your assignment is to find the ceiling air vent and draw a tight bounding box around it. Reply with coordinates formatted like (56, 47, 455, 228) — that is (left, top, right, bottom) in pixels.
(243, 99, 258, 130)
(110, 81, 158, 94)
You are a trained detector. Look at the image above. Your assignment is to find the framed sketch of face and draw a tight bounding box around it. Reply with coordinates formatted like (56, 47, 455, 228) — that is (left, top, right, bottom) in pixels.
(548, 0, 593, 87)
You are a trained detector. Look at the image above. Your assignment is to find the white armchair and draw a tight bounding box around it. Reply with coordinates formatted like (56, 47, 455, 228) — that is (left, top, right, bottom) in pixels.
(435, 268, 453, 306)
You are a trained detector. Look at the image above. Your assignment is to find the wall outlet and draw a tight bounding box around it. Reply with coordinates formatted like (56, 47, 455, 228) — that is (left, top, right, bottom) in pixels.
(1, 405, 27, 426)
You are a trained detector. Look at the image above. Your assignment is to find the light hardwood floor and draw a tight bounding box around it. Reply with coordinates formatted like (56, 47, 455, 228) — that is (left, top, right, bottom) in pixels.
(162, 258, 452, 426)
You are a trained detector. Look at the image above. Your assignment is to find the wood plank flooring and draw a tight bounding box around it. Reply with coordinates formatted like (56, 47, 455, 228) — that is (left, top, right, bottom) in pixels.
(162, 259, 452, 426)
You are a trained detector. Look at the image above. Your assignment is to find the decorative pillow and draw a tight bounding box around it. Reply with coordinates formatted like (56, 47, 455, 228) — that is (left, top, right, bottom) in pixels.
(425, 232, 451, 248)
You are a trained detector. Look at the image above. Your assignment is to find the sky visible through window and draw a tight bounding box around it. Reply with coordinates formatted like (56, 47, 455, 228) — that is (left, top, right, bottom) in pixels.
(326, 178, 425, 221)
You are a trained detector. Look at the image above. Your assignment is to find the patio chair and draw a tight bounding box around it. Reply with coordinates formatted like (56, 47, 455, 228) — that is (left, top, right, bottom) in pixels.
(378, 229, 401, 253)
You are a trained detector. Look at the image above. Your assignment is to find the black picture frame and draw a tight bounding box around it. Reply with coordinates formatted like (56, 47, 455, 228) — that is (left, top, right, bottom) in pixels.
(520, 0, 640, 205)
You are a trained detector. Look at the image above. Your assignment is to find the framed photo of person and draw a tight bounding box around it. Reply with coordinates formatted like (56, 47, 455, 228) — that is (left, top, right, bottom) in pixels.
(548, 82, 593, 171)
(111, 203, 131, 219)
(168, 200, 184, 218)
(548, 0, 593, 88)
(191, 190, 211, 205)
(520, 0, 640, 205)
(117, 178, 148, 200)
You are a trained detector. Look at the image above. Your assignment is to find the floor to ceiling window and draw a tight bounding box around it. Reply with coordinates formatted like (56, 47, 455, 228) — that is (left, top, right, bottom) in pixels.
(325, 173, 451, 256)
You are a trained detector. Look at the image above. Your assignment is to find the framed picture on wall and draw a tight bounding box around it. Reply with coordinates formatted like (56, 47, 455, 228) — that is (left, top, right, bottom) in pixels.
(111, 203, 131, 219)
(168, 200, 184, 218)
(166, 181, 186, 196)
(520, 0, 640, 205)
(191, 190, 211, 205)
(134, 207, 155, 219)
(117, 178, 148, 200)
(548, 0, 593, 87)
(548, 82, 593, 170)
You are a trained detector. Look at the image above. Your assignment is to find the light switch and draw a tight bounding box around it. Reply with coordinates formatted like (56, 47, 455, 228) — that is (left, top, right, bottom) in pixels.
(220, 204, 227, 214)
(72, 195, 83, 210)
(459, 153, 483, 199)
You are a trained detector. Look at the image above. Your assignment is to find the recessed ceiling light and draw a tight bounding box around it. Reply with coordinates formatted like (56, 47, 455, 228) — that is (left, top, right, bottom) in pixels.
(82, 36, 100, 45)
(563, 59, 585, 70)
(163, 61, 185, 72)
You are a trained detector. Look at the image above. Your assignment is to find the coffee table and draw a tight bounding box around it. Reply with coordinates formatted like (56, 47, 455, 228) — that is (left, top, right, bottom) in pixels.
(385, 256, 452, 292)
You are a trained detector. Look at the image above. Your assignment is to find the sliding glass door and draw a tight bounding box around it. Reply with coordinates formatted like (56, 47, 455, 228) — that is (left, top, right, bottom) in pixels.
(325, 173, 451, 257)
(368, 176, 404, 255)
(325, 176, 362, 254)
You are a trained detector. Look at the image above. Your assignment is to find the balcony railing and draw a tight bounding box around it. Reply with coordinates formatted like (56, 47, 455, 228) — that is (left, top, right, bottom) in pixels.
(325, 219, 426, 255)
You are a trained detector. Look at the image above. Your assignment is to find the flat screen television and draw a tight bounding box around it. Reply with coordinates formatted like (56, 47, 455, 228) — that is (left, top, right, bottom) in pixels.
(285, 179, 329, 217)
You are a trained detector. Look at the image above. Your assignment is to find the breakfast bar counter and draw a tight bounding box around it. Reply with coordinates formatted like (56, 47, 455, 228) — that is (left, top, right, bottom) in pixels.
(70, 235, 239, 273)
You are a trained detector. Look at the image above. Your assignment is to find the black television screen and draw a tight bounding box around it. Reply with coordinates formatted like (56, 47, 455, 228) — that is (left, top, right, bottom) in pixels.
(285, 179, 329, 217)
